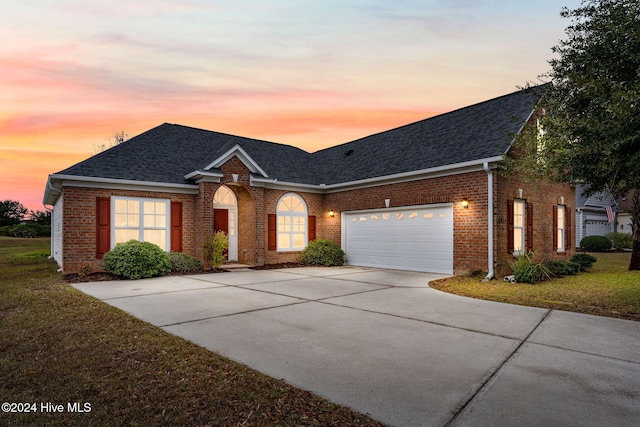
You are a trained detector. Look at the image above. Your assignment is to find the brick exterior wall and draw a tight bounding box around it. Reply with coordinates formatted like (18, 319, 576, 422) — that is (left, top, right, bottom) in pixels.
(60, 186, 196, 274)
(495, 173, 576, 276)
(57, 158, 575, 276)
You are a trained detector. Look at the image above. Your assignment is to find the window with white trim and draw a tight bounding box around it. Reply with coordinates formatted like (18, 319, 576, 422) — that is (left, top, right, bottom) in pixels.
(557, 205, 565, 252)
(276, 193, 307, 251)
(513, 199, 525, 255)
(112, 197, 170, 251)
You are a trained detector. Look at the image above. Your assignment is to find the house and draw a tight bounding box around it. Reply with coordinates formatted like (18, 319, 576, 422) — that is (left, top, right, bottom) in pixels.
(615, 195, 634, 235)
(575, 184, 619, 247)
(43, 87, 575, 277)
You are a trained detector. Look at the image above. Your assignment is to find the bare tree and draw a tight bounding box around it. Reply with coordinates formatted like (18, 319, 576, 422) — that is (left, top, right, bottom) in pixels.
(91, 131, 130, 155)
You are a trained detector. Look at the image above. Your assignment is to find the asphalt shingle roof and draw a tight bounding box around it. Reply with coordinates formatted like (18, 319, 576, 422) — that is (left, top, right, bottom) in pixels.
(55, 87, 542, 186)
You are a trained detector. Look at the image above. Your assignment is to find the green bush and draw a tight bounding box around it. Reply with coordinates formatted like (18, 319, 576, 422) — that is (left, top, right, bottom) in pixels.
(103, 240, 171, 279)
(570, 253, 597, 271)
(203, 231, 229, 269)
(605, 232, 633, 250)
(301, 239, 345, 266)
(2, 223, 50, 238)
(169, 251, 202, 273)
(579, 235, 612, 252)
(544, 260, 580, 277)
(508, 251, 552, 284)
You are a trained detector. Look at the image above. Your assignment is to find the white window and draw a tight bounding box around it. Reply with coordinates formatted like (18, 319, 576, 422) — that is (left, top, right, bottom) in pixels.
(112, 197, 170, 251)
(513, 199, 525, 255)
(557, 205, 565, 252)
(276, 193, 307, 251)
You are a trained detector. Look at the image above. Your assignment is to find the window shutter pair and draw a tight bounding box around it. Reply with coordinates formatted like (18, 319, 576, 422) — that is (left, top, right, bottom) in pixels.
(506, 200, 533, 253)
(267, 214, 316, 251)
(552, 205, 572, 252)
(95, 198, 182, 258)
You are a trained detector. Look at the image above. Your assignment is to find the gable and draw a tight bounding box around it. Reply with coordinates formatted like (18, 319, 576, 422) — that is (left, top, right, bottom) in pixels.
(203, 144, 268, 177)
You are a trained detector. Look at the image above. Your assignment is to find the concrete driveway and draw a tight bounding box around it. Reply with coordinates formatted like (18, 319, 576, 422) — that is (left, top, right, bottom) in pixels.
(73, 266, 640, 427)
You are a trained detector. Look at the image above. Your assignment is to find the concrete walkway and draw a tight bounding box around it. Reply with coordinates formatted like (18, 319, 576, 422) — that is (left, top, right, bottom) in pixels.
(73, 267, 640, 427)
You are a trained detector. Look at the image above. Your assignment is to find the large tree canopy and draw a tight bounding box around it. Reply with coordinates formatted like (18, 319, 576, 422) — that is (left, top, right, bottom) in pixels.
(0, 200, 28, 226)
(540, 0, 640, 197)
(515, 0, 640, 270)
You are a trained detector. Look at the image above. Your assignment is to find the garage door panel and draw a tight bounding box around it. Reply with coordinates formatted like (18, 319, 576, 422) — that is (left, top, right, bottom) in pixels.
(344, 204, 453, 274)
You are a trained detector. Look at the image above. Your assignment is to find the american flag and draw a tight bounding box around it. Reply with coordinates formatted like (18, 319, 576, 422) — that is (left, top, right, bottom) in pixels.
(605, 205, 616, 223)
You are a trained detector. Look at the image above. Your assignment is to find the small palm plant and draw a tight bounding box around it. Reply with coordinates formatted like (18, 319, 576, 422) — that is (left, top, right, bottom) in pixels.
(507, 251, 553, 284)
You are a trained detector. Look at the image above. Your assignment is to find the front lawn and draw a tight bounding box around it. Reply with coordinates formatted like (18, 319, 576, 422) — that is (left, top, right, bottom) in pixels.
(430, 252, 640, 321)
(0, 237, 383, 426)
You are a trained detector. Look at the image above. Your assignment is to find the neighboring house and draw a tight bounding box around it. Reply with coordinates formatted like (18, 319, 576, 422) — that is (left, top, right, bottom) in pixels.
(616, 195, 634, 235)
(575, 184, 620, 247)
(43, 87, 575, 277)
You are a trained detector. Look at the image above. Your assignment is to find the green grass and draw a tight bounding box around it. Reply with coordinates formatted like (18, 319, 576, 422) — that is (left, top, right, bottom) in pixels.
(430, 252, 640, 321)
(0, 237, 383, 426)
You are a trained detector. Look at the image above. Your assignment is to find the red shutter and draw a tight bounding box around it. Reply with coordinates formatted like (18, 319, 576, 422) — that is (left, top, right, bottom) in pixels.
(96, 197, 111, 259)
(170, 201, 183, 252)
(268, 214, 276, 251)
(565, 209, 572, 250)
(507, 200, 514, 254)
(308, 215, 316, 242)
(552, 205, 558, 251)
(526, 202, 534, 252)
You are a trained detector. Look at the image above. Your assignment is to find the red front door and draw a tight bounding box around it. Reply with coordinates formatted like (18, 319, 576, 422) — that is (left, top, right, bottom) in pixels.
(213, 209, 229, 259)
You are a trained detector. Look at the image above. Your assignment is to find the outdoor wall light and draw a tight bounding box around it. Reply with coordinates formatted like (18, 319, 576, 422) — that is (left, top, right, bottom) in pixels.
(329, 210, 335, 218)
(461, 199, 469, 209)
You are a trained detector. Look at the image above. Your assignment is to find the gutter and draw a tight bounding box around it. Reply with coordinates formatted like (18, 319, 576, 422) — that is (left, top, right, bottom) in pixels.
(483, 162, 495, 281)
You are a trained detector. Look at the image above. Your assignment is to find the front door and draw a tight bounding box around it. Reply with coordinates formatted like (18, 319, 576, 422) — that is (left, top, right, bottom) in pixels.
(213, 208, 231, 260)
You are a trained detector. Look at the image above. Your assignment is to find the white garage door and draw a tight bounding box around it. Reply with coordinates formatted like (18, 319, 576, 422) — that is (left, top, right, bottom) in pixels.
(586, 220, 612, 237)
(342, 204, 453, 274)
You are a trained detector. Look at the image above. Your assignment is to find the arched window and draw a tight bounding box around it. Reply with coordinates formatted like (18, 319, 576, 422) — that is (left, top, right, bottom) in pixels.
(276, 193, 307, 250)
(213, 185, 237, 207)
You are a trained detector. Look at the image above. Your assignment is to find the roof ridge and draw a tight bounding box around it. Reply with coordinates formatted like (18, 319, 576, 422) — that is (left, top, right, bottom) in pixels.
(165, 123, 312, 154)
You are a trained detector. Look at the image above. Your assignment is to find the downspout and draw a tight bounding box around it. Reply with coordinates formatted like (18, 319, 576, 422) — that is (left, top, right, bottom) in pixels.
(483, 162, 495, 280)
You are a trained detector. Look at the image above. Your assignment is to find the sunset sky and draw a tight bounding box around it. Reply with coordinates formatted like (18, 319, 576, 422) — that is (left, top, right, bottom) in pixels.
(1, 0, 581, 212)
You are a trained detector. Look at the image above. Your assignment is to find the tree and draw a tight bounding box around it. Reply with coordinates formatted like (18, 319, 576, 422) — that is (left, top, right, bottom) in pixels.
(91, 131, 130, 155)
(517, 0, 640, 270)
(29, 210, 51, 225)
(0, 200, 28, 226)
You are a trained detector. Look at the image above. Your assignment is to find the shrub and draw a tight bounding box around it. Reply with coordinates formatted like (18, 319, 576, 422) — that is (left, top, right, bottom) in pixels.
(570, 253, 597, 271)
(169, 251, 202, 273)
(507, 251, 552, 284)
(103, 240, 171, 279)
(301, 239, 345, 266)
(544, 260, 580, 277)
(2, 223, 50, 238)
(579, 235, 612, 252)
(203, 231, 229, 269)
(605, 232, 633, 250)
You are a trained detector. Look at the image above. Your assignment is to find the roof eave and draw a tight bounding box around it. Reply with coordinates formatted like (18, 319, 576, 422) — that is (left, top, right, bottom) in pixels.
(44, 174, 199, 206)
(251, 156, 504, 193)
(184, 169, 224, 183)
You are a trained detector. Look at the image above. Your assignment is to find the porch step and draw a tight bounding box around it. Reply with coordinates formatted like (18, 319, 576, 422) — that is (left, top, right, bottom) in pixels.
(222, 263, 254, 271)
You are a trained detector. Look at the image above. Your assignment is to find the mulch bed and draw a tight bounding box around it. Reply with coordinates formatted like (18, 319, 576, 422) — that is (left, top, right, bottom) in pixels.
(64, 263, 310, 283)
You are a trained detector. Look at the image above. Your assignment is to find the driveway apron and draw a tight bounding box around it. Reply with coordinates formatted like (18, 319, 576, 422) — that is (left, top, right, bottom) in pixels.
(73, 267, 640, 427)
